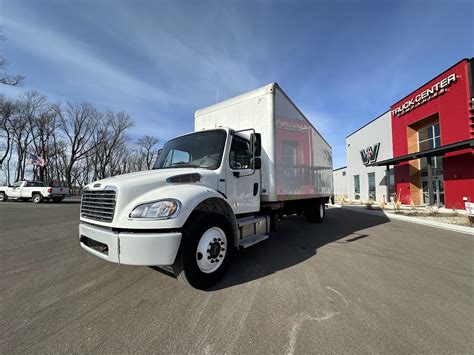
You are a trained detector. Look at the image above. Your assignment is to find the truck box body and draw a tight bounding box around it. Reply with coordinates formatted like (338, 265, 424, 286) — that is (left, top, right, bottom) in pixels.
(195, 83, 333, 202)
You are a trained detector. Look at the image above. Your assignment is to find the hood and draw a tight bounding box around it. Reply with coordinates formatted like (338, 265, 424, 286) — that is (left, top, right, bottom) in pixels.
(84, 169, 219, 211)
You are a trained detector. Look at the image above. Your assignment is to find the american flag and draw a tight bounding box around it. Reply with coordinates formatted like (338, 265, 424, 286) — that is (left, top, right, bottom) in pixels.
(29, 153, 45, 167)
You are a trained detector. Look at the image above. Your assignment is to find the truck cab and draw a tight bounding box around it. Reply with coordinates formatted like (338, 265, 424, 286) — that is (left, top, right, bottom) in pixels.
(80, 128, 266, 289)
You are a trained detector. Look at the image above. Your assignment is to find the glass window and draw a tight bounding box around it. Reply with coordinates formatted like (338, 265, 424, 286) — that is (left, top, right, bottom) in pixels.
(419, 140, 430, 151)
(354, 175, 360, 199)
(368, 172, 376, 201)
(25, 181, 45, 187)
(229, 136, 251, 170)
(420, 156, 443, 177)
(418, 128, 430, 142)
(418, 123, 441, 152)
(12, 181, 22, 188)
(165, 149, 190, 166)
(154, 130, 226, 170)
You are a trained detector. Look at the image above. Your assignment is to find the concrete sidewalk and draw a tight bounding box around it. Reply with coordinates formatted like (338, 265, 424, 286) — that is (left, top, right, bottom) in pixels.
(333, 204, 473, 236)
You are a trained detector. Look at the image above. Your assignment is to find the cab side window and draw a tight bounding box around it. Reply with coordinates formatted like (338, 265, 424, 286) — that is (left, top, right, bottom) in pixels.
(229, 136, 251, 169)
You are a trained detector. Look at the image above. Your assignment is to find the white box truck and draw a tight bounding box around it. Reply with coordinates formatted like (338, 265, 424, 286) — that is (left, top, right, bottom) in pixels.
(79, 83, 333, 289)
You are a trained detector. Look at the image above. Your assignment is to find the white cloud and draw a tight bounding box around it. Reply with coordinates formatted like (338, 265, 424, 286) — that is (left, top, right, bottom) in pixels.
(2, 17, 176, 106)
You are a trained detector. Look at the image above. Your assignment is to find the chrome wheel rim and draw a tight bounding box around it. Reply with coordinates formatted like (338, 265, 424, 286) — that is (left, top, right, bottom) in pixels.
(196, 227, 227, 274)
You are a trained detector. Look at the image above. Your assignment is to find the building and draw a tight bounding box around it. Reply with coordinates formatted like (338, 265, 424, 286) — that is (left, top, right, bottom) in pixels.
(333, 58, 473, 209)
(332, 166, 347, 197)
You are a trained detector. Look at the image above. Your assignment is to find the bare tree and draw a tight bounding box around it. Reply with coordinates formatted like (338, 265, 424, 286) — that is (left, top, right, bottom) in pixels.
(0, 95, 16, 166)
(56, 102, 101, 190)
(1, 87, 157, 190)
(137, 135, 159, 170)
(0, 29, 24, 86)
(90, 111, 133, 180)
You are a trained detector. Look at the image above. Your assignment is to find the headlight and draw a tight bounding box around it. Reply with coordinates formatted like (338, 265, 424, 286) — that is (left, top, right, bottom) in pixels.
(129, 199, 180, 219)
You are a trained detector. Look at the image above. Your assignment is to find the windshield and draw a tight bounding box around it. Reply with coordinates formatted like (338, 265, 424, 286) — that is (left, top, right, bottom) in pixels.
(153, 130, 227, 170)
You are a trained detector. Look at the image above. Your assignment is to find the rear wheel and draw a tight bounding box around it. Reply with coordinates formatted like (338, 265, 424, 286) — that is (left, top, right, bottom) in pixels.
(305, 199, 325, 223)
(32, 194, 43, 203)
(173, 212, 234, 289)
(0, 192, 7, 202)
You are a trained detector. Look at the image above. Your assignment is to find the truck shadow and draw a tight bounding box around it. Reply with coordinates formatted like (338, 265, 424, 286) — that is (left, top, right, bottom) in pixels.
(209, 207, 390, 291)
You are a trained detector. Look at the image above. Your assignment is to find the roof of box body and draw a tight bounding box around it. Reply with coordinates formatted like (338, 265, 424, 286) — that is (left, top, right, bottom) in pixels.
(195, 82, 332, 148)
(345, 110, 390, 139)
(195, 82, 277, 117)
(333, 166, 347, 172)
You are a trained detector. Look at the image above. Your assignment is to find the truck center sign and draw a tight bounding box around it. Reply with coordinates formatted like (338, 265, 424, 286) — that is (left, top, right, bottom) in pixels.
(392, 73, 457, 117)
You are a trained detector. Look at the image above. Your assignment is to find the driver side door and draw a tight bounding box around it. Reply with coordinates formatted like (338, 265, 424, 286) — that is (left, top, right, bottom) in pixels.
(8, 181, 23, 198)
(225, 135, 260, 215)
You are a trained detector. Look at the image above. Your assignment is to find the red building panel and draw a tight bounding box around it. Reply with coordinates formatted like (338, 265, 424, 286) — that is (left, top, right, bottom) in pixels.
(390, 59, 473, 208)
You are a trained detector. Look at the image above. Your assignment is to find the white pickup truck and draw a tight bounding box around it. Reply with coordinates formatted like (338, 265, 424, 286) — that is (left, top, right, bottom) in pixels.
(79, 83, 333, 289)
(0, 180, 69, 203)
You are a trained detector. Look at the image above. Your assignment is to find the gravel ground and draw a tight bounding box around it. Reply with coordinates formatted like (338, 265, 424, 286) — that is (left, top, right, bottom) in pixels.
(384, 211, 472, 227)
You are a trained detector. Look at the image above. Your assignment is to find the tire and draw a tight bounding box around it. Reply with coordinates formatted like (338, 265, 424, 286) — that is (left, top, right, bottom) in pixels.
(0, 192, 7, 202)
(173, 212, 234, 290)
(32, 194, 43, 203)
(305, 199, 325, 223)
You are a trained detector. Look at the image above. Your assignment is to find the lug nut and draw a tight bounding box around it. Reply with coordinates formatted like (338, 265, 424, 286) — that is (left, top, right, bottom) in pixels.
(213, 238, 217, 241)
(211, 260, 215, 263)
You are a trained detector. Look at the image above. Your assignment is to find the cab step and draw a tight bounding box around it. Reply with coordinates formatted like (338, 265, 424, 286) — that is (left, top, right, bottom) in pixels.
(239, 234, 269, 249)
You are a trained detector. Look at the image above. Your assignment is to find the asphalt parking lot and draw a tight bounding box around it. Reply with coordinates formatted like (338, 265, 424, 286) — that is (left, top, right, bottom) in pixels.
(0, 201, 473, 354)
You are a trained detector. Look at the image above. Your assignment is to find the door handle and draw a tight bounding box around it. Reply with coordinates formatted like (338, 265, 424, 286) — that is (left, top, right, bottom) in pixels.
(253, 183, 259, 196)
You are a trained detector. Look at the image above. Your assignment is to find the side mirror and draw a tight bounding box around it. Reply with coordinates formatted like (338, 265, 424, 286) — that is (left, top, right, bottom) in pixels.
(250, 133, 261, 157)
(252, 157, 262, 170)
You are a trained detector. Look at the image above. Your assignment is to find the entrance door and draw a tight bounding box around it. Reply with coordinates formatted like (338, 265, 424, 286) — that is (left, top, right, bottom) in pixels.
(421, 177, 445, 206)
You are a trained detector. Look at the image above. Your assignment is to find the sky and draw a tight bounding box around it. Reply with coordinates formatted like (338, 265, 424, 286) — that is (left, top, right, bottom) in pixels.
(1, 0, 473, 168)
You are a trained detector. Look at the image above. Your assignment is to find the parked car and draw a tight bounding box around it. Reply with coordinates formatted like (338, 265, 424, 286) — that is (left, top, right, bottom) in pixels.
(0, 180, 69, 203)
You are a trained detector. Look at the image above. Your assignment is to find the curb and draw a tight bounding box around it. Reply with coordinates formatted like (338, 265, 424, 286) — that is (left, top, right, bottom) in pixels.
(333, 205, 473, 236)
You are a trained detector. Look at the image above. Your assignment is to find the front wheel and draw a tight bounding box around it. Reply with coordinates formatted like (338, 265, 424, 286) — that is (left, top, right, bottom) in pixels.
(173, 212, 234, 289)
(0, 193, 7, 202)
(32, 194, 43, 203)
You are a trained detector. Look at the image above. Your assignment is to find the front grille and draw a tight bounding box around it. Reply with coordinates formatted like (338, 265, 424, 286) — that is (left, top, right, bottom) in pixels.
(81, 190, 116, 222)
